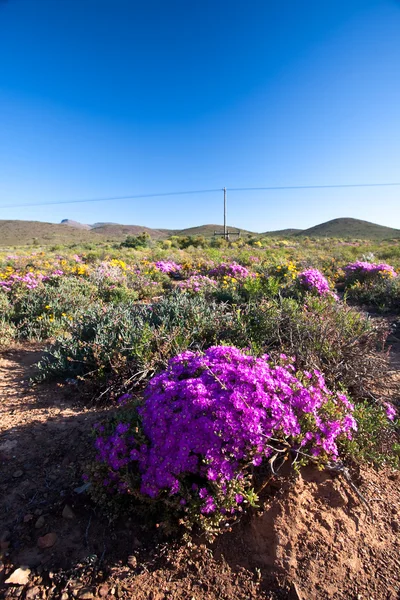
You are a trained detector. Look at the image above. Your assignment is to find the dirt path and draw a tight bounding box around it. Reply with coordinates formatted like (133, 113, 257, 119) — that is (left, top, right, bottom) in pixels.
(0, 344, 399, 600)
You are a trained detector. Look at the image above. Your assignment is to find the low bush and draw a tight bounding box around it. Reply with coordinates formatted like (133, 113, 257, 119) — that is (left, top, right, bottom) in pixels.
(242, 295, 389, 401)
(89, 346, 358, 537)
(36, 292, 243, 397)
(345, 278, 400, 313)
(10, 277, 98, 339)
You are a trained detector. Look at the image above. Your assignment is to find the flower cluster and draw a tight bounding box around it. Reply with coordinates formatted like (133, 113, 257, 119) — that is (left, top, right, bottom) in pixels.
(94, 346, 357, 519)
(298, 268, 338, 299)
(209, 262, 251, 279)
(154, 261, 182, 274)
(344, 261, 397, 281)
(0, 270, 64, 292)
(177, 275, 218, 293)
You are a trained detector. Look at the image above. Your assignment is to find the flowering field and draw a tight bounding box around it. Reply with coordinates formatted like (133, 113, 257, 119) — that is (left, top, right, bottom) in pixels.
(0, 237, 400, 598)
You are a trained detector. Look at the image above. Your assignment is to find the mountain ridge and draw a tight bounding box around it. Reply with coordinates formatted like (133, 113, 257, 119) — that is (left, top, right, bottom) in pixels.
(0, 217, 399, 246)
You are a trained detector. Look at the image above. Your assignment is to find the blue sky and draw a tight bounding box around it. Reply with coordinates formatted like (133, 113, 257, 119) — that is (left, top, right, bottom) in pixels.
(0, 0, 399, 232)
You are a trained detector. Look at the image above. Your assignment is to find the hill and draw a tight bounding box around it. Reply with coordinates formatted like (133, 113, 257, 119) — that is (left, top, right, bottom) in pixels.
(296, 218, 400, 239)
(0, 220, 99, 247)
(1, 217, 400, 247)
(60, 219, 91, 230)
(91, 223, 166, 239)
(0, 220, 166, 247)
(175, 224, 255, 238)
(262, 228, 302, 237)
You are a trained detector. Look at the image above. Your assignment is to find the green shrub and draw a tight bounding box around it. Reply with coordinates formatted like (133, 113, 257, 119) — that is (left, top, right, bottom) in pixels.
(340, 401, 399, 468)
(0, 318, 16, 348)
(10, 277, 98, 340)
(242, 295, 389, 401)
(345, 278, 400, 313)
(36, 291, 242, 398)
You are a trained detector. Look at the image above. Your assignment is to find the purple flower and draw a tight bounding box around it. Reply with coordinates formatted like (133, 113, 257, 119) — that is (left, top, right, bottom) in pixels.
(384, 402, 396, 421)
(298, 269, 337, 299)
(93, 345, 357, 517)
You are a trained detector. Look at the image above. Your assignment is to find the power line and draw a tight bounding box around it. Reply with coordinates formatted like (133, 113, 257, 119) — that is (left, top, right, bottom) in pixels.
(0, 181, 399, 209)
(0, 188, 222, 209)
(228, 182, 400, 192)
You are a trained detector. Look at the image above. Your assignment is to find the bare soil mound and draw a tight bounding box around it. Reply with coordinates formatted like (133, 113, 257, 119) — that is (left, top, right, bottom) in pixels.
(0, 345, 399, 599)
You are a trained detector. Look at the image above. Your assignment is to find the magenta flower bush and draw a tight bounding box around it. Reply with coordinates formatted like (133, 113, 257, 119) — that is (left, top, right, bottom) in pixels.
(93, 346, 357, 531)
(155, 260, 182, 275)
(344, 261, 397, 282)
(0, 270, 64, 292)
(209, 262, 252, 279)
(177, 275, 217, 293)
(298, 268, 338, 299)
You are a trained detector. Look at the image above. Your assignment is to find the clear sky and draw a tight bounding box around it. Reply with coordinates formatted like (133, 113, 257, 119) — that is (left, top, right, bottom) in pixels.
(0, 0, 399, 232)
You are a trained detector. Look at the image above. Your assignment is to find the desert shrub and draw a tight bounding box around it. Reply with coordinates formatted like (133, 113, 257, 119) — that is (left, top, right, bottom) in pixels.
(10, 277, 98, 340)
(89, 346, 357, 537)
(0, 291, 12, 318)
(36, 292, 243, 397)
(120, 232, 152, 249)
(297, 268, 338, 300)
(240, 274, 282, 301)
(345, 278, 400, 313)
(98, 284, 139, 304)
(0, 318, 16, 348)
(242, 295, 389, 401)
(343, 261, 397, 285)
(340, 400, 399, 468)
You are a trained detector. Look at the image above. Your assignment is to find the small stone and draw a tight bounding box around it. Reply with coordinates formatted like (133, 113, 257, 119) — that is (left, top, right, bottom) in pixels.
(34, 509, 42, 516)
(60, 593, 69, 600)
(24, 514, 34, 523)
(127, 555, 137, 569)
(35, 516, 45, 529)
(391, 520, 399, 532)
(98, 585, 109, 597)
(13, 470, 23, 478)
(62, 504, 75, 520)
(26, 586, 41, 599)
(5, 566, 31, 585)
(77, 589, 94, 599)
(37, 532, 57, 549)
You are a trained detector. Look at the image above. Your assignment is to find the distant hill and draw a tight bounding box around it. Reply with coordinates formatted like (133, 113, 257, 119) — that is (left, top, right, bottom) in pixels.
(91, 223, 166, 239)
(296, 218, 400, 239)
(0, 220, 102, 246)
(1, 217, 400, 247)
(262, 228, 302, 237)
(61, 219, 91, 230)
(0, 220, 165, 247)
(175, 224, 255, 238)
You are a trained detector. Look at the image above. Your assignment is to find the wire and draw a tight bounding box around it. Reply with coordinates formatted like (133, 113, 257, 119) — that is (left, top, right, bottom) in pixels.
(0, 181, 399, 209)
(0, 188, 222, 209)
(228, 182, 400, 192)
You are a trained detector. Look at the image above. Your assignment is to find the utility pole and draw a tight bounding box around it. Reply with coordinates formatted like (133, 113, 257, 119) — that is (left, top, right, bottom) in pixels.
(223, 186, 227, 240)
(214, 187, 240, 241)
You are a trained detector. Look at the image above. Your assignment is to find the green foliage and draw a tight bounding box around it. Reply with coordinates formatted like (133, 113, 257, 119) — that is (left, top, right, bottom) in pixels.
(36, 291, 240, 397)
(345, 278, 400, 313)
(242, 295, 389, 401)
(340, 401, 400, 468)
(120, 232, 152, 249)
(0, 317, 16, 348)
(10, 277, 98, 340)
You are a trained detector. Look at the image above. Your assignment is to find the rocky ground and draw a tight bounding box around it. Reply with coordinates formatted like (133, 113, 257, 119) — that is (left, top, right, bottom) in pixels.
(0, 342, 399, 600)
